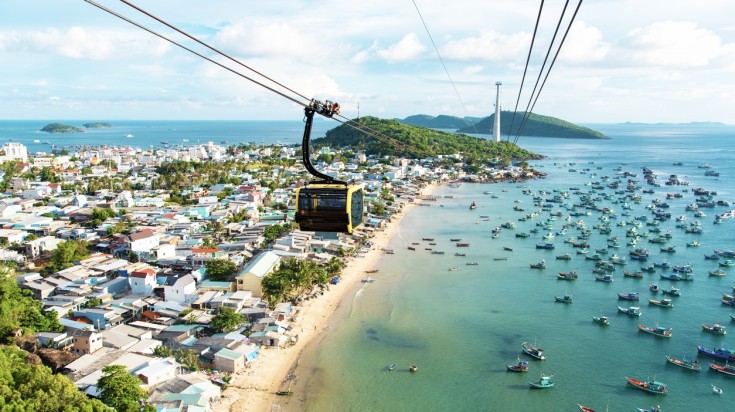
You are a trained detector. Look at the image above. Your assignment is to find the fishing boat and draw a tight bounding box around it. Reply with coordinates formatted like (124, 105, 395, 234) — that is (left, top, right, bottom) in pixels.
(649, 283, 659, 293)
(659, 273, 693, 281)
(618, 292, 640, 301)
(623, 271, 643, 278)
(593, 314, 610, 326)
(577, 405, 596, 412)
(665, 355, 700, 371)
(702, 322, 727, 335)
(530, 260, 546, 269)
(557, 271, 578, 280)
(709, 362, 735, 377)
(653, 261, 670, 268)
(466, 262, 479, 266)
(529, 374, 554, 389)
(661, 287, 680, 296)
(448, 267, 460, 272)
(618, 306, 642, 316)
(493, 257, 508, 261)
(556, 253, 572, 260)
(672, 264, 693, 273)
(409, 364, 418, 373)
(555, 293, 573, 303)
(712, 384, 723, 395)
(595, 274, 614, 282)
(536, 242, 555, 249)
(507, 358, 529, 372)
(709, 269, 726, 277)
(469, 201, 477, 210)
(407, 246, 416, 251)
(456, 242, 470, 247)
(697, 345, 735, 362)
(648, 298, 673, 308)
(625, 377, 667, 394)
(638, 324, 672, 338)
(636, 406, 662, 412)
(388, 362, 396, 371)
(503, 247, 514, 252)
(522, 341, 546, 360)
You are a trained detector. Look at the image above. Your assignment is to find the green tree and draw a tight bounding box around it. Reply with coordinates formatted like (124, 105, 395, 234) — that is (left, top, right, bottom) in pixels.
(325, 257, 344, 277)
(204, 258, 237, 281)
(97, 364, 148, 411)
(152, 344, 173, 358)
(173, 348, 200, 371)
(209, 307, 245, 333)
(0, 264, 63, 342)
(0, 346, 110, 411)
(86, 297, 101, 308)
(44, 239, 90, 274)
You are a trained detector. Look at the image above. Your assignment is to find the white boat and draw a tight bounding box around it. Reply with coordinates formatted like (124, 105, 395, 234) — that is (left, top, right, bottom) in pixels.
(712, 384, 723, 395)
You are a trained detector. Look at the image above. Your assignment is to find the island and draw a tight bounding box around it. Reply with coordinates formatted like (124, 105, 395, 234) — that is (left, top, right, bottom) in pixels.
(40, 123, 84, 134)
(400, 111, 607, 139)
(82, 122, 113, 128)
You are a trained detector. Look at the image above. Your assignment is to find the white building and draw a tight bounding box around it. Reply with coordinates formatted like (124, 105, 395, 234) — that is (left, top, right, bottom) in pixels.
(1, 142, 28, 163)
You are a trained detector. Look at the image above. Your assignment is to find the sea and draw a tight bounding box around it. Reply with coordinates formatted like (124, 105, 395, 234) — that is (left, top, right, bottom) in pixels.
(273, 123, 735, 412)
(3, 120, 735, 411)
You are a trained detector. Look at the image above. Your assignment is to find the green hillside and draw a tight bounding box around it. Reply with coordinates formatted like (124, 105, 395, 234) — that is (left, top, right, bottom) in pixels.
(456, 111, 606, 139)
(401, 114, 479, 129)
(40, 123, 84, 134)
(315, 116, 542, 163)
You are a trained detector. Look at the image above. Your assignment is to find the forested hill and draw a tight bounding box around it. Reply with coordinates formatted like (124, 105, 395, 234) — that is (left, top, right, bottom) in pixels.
(401, 114, 482, 129)
(454, 111, 607, 139)
(314, 116, 542, 162)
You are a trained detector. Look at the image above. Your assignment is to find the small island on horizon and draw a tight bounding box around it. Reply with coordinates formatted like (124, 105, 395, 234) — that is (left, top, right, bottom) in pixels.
(40, 123, 85, 134)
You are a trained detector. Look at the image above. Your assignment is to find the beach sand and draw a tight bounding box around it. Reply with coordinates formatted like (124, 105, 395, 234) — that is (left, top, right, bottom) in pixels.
(215, 182, 438, 412)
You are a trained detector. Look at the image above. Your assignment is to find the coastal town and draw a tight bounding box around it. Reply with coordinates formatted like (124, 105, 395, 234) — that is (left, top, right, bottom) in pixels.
(0, 139, 537, 411)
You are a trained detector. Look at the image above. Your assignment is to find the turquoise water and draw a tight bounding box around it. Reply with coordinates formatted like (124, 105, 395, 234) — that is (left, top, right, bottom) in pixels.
(281, 124, 735, 412)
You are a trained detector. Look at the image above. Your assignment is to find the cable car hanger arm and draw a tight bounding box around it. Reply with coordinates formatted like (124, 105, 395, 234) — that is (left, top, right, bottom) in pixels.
(302, 99, 346, 185)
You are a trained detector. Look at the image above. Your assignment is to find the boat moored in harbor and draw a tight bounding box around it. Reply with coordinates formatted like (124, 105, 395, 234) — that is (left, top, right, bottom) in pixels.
(637, 324, 672, 337)
(522, 341, 546, 360)
(625, 377, 667, 394)
(665, 355, 700, 371)
(529, 374, 554, 389)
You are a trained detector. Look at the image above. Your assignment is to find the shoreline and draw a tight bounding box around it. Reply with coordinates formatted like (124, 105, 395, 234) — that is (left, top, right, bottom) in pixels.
(215, 182, 439, 412)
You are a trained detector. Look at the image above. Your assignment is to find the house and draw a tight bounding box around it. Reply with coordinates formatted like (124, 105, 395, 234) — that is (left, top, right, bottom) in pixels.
(129, 229, 161, 253)
(72, 329, 103, 355)
(36, 331, 73, 350)
(25, 236, 65, 258)
(163, 274, 197, 304)
(189, 247, 224, 268)
(235, 251, 281, 297)
(129, 268, 156, 295)
(213, 348, 246, 373)
(136, 358, 180, 386)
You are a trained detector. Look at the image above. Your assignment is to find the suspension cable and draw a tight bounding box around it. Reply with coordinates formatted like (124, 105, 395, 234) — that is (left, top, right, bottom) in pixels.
(506, 0, 544, 141)
(515, 0, 583, 144)
(412, 0, 478, 134)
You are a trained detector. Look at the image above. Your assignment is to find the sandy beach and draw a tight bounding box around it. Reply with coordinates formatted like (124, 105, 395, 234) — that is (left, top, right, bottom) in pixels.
(215, 182, 438, 412)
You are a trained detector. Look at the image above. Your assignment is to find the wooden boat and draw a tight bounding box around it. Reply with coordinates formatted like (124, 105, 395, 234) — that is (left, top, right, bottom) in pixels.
(276, 389, 293, 396)
(577, 405, 596, 412)
(697, 345, 735, 362)
(507, 358, 529, 372)
(595, 274, 614, 282)
(530, 260, 546, 269)
(522, 341, 546, 360)
(618, 306, 642, 316)
(712, 384, 724, 395)
(665, 355, 700, 371)
(529, 374, 554, 389)
(649, 283, 659, 293)
(422, 237, 435, 241)
(556, 253, 572, 260)
(625, 377, 667, 394)
(661, 287, 680, 296)
(555, 293, 573, 303)
(407, 246, 416, 250)
(455, 252, 466, 257)
(469, 201, 477, 210)
(702, 322, 727, 335)
(618, 292, 640, 301)
(638, 324, 672, 338)
(709, 269, 726, 277)
(593, 314, 610, 326)
(659, 273, 693, 281)
(448, 267, 460, 272)
(466, 262, 479, 266)
(493, 257, 508, 261)
(503, 247, 514, 252)
(648, 298, 673, 308)
(557, 271, 578, 280)
(456, 242, 470, 247)
(409, 364, 417, 373)
(709, 362, 735, 377)
(623, 271, 643, 278)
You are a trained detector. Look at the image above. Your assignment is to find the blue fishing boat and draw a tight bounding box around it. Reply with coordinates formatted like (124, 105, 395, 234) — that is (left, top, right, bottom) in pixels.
(529, 374, 554, 389)
(697, 345, 735, 362)
(625, 376, 667, 394)
(659, 273, 693, 281)
(618, 306, 642, 316)
(595, 274, 614, 282)
(522, 341, 546, 360)
(618, 292, 639, 300)
(536, 242, 555, 249)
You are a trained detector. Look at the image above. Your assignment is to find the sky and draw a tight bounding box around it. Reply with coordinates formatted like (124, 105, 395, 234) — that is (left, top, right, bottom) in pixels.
(2, 0, 735, 124)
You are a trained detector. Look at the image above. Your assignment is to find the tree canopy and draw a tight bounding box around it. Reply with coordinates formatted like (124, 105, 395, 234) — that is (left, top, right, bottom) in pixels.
(204, 258, 238, 281)
(97, 364, 150, 411)
(0, 265, 63, 343)
(44, 239, 90, 274)
(0, 346, 110, 412)
(209, 307, 245, 333)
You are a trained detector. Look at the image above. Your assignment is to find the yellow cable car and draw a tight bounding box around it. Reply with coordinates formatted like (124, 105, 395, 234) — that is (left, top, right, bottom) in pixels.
(295, 183, 364, 233)
(293, 100, 365, 233)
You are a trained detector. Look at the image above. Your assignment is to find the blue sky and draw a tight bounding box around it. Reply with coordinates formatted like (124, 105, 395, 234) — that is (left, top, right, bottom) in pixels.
(2, 0, 735, 123)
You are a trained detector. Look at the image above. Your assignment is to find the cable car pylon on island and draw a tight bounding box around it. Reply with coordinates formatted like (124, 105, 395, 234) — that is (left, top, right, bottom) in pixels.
(294, 99, 364, 234)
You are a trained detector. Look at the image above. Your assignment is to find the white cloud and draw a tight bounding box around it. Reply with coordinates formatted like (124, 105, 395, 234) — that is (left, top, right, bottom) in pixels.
(620, 21, 723, 68)
(376, 33, 426, 63)
(214, 22, 332, 63)
(559, 21, 609, 63)
(440, 30, 530, 61)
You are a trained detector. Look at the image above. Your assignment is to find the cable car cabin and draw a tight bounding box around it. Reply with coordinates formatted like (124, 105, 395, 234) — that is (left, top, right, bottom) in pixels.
(295, 184, 364, 233)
